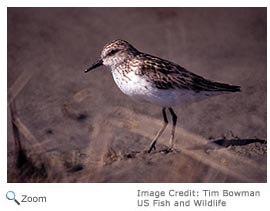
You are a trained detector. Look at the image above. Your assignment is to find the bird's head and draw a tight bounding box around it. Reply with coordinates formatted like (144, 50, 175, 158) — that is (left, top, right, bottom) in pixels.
(85, 39, 138, 72)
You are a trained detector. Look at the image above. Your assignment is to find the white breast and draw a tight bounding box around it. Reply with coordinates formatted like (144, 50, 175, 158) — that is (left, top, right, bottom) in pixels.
(112, 70, 152, 97)
(111, 69, 222, 107)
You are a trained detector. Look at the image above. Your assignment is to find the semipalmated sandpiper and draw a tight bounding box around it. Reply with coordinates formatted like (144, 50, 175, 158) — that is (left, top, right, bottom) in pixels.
(85, 40, 240, 153)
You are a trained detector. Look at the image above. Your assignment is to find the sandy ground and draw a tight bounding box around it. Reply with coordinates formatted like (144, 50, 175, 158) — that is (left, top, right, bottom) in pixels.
(7, 8, 266, 182)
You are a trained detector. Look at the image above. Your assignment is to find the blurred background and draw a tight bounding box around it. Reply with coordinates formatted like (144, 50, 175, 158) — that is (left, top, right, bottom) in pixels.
(8, 8, 266, 182)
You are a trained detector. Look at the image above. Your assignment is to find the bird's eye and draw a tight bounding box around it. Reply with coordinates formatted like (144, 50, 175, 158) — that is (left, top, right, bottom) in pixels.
(107, 49, 119, 56)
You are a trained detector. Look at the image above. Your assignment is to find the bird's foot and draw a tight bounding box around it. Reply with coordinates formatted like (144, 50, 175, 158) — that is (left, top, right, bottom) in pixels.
(146, 145, 156, 153)
(146, 140, 158, 153)
(159, 147, 179, 154)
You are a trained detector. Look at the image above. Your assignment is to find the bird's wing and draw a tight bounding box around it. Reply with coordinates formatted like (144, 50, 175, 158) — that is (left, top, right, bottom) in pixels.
(137, 53, 240, 92)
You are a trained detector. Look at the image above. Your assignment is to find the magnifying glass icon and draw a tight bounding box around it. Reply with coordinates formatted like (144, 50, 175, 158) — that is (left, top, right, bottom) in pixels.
(6, 191, 20, 205)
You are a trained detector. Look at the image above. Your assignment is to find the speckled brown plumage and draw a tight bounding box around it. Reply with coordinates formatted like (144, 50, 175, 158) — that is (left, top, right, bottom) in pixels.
(124, 53, 241, 92)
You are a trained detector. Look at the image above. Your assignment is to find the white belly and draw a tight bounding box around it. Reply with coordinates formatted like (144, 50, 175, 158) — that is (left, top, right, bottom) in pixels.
(112, 70, 221, 107)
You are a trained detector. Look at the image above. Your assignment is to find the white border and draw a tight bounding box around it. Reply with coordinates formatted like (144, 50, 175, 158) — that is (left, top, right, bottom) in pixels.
(3, 0, 270, 7)
(1, 1, 7, 183)
(1, 1, 269, 211)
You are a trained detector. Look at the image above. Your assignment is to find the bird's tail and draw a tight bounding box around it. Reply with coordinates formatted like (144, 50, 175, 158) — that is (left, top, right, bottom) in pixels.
(212, 82, 241, 92)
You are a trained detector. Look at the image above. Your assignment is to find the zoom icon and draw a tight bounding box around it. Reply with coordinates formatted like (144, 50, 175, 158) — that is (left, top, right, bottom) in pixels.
(6, 191, 20, 205)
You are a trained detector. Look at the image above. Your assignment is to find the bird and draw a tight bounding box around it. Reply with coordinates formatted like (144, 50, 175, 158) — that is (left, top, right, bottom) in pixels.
(84, 39, 241, 153)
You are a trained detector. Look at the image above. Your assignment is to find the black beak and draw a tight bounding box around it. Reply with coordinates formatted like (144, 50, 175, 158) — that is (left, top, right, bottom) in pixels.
(84, 59, 103, 73)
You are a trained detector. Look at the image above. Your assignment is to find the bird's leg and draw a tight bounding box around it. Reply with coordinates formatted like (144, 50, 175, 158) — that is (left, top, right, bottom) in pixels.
(147, 107, 168, 153)
(168, 107, 177, 150)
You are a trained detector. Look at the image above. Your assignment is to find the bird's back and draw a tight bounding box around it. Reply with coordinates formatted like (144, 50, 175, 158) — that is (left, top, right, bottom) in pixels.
(133, 52, 241, 93)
